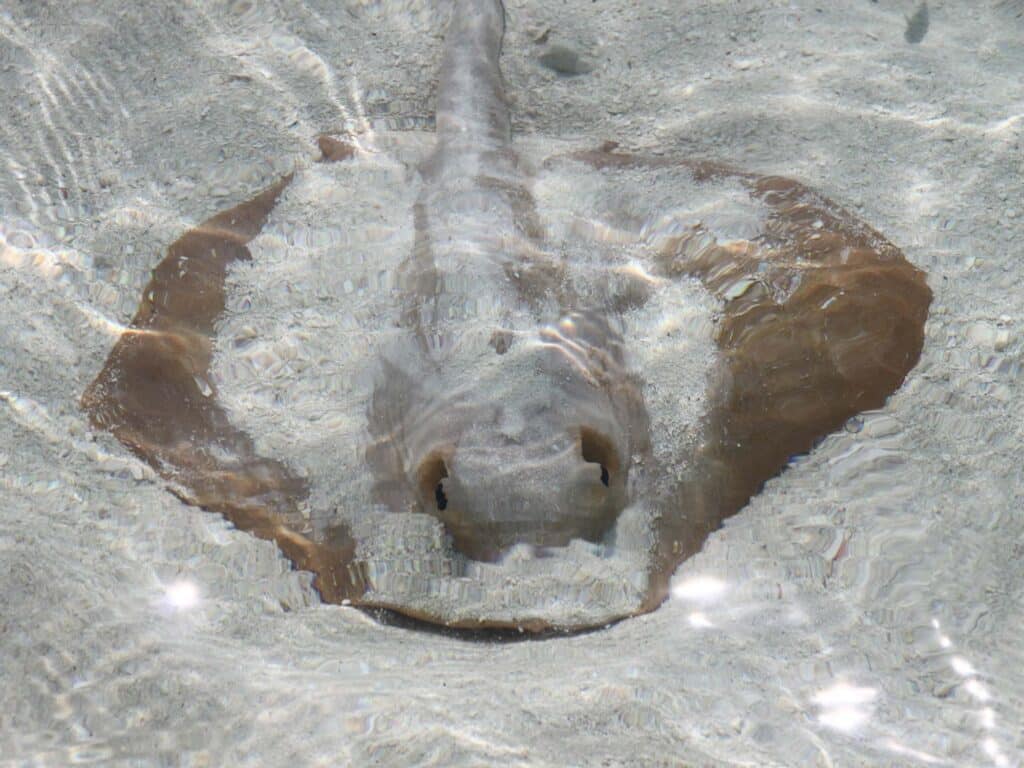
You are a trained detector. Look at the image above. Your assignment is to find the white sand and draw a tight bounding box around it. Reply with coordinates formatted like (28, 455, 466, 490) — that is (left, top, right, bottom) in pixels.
(1, 0, 1022, 765)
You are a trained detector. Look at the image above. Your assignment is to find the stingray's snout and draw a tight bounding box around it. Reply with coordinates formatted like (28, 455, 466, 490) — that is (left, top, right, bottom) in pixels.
(416, 427, 626, 562)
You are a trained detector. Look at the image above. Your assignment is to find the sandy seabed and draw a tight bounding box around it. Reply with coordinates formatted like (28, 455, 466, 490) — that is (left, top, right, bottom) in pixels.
(1, 1, 1022, 765)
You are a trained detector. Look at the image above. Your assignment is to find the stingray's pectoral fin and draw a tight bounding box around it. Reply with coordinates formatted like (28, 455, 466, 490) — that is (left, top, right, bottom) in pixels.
(82, 172, 367, 604)
(568, 149, 932, 610)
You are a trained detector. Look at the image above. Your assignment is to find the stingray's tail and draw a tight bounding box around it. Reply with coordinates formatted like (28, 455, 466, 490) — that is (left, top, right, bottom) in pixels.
(435, 0, 510, 149)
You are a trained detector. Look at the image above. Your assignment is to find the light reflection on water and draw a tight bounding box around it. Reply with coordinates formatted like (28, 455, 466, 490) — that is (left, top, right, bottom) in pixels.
(812, 681, 877, 734)
(671, 575, 728, 604)
(162, 580, 200, 611)
(0, 0, 1022, 766)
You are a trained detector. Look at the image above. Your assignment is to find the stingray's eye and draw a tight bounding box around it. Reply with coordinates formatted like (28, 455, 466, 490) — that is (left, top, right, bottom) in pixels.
(417, 452, 450, 511)
(579, 427, 618, 488)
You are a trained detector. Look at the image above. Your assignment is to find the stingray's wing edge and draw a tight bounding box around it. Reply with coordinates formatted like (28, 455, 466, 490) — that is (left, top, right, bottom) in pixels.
(569, 149, 932, 615)
(81, 172, 366, 604)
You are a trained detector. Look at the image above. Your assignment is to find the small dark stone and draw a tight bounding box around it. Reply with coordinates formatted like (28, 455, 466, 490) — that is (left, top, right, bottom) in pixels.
(489, 329, 512, 354)
(539, 45, 594, 76)
(904, 2, 929, 44)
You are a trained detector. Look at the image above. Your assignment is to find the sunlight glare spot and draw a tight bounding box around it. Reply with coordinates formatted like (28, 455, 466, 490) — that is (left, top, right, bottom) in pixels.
(813, 682, 878, 707)
(164, 580, 200, 610)
(812, 682, 877, 734)
(881, 739, 944, 765)
(979, 707, 996, 730)
(938, 634, 952, 648)
(982, 737, 1009, 767)
(672, 575, 727, 603)
(688, 612, 713, 629)
(964, 679, 991, 702)
(818, 705, 871, 733)
(950, 656, 975, 676)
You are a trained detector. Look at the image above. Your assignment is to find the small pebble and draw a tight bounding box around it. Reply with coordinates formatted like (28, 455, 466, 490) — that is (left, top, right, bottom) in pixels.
(528, 26, 550, 44)
(966, 322, 994, 347)
(965, 321, 1011, 350)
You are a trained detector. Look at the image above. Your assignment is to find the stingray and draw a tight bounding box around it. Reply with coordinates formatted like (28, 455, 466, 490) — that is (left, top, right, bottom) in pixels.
(82, 0, 931, 632)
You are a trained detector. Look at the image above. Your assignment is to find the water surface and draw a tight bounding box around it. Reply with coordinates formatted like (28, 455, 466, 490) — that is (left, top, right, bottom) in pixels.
(1, 0, 1022, 765)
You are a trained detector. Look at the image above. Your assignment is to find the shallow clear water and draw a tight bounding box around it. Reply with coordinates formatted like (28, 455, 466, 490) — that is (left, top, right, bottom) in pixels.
(1, 0, 1022, 765)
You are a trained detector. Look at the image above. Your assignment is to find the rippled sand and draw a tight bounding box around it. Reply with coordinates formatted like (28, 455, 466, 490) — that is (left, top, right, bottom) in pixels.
(1, 1, 1022, 765)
